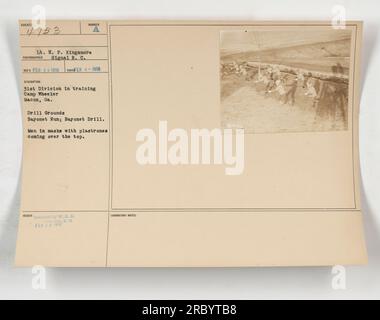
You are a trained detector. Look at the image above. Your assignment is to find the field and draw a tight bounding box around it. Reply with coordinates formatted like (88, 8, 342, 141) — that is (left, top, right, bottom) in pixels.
(220, 34, 350, 133)
(221, 73, 347, 133)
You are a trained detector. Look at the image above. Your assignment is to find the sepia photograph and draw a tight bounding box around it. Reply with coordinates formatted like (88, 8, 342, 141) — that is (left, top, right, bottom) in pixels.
(220, 28, 352, 133)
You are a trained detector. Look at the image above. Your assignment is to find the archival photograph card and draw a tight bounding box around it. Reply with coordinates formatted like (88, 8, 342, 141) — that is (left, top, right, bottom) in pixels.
(15, 20, 367, 267)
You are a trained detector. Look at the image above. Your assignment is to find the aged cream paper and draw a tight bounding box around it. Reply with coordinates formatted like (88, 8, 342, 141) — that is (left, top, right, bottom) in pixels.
(15, 20, 367, 266)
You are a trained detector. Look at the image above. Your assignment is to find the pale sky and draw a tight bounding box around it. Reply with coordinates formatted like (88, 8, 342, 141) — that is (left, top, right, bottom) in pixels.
(220, 28, 352, 55)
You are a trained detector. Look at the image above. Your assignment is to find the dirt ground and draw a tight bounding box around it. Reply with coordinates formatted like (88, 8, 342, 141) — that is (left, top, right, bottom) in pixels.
(221, 74, 347, 133)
